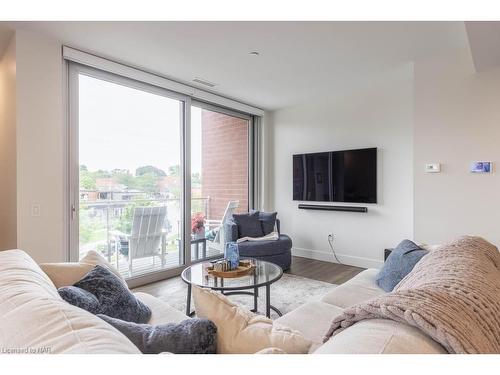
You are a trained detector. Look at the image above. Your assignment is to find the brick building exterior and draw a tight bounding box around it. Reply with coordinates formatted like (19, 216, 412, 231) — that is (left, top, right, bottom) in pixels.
(201, 110, 249, 220)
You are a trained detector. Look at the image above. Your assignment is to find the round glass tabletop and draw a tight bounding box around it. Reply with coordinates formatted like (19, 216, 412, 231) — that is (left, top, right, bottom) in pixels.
(181, 258, 283, 291)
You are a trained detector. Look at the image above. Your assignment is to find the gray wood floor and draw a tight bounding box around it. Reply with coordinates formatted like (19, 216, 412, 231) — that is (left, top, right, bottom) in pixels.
(134, 256, 364, 296)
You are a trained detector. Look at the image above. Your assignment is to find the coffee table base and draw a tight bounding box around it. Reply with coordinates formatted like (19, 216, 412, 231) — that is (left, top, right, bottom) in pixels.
(185, 284, 282, 318)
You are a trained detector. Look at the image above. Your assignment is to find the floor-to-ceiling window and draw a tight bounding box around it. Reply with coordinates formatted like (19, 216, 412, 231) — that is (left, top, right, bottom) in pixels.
(68, 61, 257, 285)
(69, 64, 188, 282)
(190, 104, 251, 261)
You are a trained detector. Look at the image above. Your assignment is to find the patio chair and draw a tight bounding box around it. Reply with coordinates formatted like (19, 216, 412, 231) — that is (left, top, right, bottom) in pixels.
(127, 206, 167, 276)
(206, 200, 239, 255)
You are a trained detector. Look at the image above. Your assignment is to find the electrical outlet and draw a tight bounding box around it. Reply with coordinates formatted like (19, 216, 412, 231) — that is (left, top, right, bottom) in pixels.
(327, 233, 342, 264)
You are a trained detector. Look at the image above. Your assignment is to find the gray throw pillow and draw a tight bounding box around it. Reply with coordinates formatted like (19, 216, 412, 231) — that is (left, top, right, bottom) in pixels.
(232, 211, 264, 238)
(58, 286, 100, 314)
(58, 265, 151, 323)
(98, 314, 217, 354)
(375, 240, 429, 292)
(258, 211, 277, 235)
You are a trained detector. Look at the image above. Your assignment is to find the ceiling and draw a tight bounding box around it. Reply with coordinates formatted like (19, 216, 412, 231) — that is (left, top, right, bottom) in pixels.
(3, 22, 472, 110)
(465, 21, 500, 73)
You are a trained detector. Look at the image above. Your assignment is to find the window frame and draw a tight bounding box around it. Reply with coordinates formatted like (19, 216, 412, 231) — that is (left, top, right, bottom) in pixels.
(68, 62, 191, 286)
(191, 99, 255, 215)
(66, 62, 260, 288)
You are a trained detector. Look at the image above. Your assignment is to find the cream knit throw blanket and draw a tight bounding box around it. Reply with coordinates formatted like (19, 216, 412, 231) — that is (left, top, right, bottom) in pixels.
(324, 236, 500, 353)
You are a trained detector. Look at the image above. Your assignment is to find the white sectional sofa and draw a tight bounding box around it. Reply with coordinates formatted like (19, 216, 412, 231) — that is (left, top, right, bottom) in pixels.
(0, 250, 186, 354)
(0, 249, 446, 354)
(276, 269, 446, 354)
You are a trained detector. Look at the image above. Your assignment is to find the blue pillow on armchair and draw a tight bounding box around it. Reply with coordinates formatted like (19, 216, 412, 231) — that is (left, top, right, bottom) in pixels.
(232, 211, 264, 238)
(251, 210, 277, 235)
(375, 239, 429, 292)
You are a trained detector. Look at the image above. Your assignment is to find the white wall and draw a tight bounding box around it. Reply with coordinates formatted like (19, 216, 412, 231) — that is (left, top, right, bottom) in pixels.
(269, 65, 414, 268)
(269, 45, 500, 268)
(414, 48, 500, 247)
(15, 29, 65, 262)
(0, 35, 17, 251)
(6, 27, 500, 266)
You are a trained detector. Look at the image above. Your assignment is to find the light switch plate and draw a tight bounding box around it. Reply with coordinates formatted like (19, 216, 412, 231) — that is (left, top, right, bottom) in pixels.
(425, 163, 441, 173)
(31, 204, 41, 217)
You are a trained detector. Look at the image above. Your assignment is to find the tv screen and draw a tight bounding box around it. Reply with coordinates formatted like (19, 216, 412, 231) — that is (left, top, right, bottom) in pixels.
(293, 148, 377, 203)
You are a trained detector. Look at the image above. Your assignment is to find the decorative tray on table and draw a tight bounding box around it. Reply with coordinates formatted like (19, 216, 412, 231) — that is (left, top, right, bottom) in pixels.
(207, 259, 255, 278)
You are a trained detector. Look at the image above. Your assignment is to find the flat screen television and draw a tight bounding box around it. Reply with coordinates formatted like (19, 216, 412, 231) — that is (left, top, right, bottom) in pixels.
(293, 147, 377, 203)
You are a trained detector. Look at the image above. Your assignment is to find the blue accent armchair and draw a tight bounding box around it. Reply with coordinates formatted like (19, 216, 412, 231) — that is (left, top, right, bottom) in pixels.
(224, 218, 292, 271)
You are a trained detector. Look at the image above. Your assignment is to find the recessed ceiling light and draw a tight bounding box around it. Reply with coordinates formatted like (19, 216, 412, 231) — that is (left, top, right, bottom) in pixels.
(249, 51, 260, 56)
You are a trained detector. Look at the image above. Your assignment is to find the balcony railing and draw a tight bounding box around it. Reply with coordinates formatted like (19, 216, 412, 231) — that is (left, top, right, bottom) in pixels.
(79, 196, 217, 278)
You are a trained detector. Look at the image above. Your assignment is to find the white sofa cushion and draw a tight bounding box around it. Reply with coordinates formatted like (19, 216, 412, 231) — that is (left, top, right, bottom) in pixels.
(39, 250, 126, 288)
(275, 301, 343, 352)
(313, 319, 447, 354)
(255, 347, 287, 354)
(134, 292, 188, 325)
(192, 286, 312, 354)
(0, 249, 140, 354)
(321, 268, 385, 308)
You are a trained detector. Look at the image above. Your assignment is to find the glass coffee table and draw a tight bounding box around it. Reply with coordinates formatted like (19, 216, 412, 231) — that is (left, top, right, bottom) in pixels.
(181, 259, 283, 318)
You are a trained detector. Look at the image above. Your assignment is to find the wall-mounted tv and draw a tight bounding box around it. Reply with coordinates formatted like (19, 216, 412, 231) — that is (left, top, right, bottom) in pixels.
(293, 147, 377, 204)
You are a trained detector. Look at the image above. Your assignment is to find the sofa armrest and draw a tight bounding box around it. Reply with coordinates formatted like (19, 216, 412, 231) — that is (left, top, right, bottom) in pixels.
(276, 218, 281, 235)
(224, 219, 239, 243)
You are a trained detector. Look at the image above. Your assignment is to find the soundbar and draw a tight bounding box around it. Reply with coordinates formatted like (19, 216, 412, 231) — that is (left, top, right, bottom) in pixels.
(298, 204, 368, 213)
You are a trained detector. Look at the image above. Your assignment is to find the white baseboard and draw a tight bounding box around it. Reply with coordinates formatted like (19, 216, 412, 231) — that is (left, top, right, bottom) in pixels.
(292, 247, 384, 269)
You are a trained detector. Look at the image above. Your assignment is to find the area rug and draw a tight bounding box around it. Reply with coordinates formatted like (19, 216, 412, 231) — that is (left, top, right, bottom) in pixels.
(137, 274, 337, 319)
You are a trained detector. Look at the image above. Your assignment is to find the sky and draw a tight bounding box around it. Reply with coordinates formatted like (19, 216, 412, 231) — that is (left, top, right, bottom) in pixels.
(79, 74, 202, 175)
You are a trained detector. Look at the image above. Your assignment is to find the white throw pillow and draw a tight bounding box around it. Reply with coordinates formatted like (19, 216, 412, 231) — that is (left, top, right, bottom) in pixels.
(39, 250, 126, 288)
(192, 286, 312, 354)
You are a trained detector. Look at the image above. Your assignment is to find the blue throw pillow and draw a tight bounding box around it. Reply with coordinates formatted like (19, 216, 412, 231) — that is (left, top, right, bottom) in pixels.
(252, 210, 277, 235)
(375, 240, 429, 292)
(98, 314, 217, 354)
(232, 211, 264, 238)
(58, 265, 151, 323)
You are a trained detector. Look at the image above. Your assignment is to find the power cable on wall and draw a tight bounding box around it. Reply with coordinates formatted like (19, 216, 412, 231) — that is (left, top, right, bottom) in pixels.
(328, 234, 342, 264)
